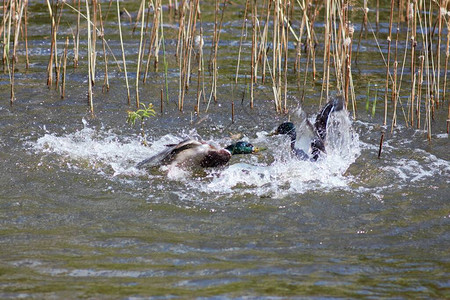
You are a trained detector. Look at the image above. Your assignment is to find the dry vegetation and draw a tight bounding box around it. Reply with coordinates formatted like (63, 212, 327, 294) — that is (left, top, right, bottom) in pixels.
(1, 0, 449, 143)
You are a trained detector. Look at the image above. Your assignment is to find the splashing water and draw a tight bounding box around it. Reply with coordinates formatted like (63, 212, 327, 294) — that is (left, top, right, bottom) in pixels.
(29, 109, 362, 198)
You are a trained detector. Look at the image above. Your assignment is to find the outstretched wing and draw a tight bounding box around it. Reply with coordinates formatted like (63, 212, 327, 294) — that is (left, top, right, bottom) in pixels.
(136, 139, 202, 169)
(314, 96, 344, 141)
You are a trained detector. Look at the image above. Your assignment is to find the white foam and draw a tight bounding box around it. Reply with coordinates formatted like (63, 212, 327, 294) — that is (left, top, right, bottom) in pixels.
(29, 112, 362, 197)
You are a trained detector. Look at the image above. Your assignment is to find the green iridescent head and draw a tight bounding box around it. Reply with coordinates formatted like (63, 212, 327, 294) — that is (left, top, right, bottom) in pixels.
(225, 141, 258, 155)
(273, 122, 296, 141)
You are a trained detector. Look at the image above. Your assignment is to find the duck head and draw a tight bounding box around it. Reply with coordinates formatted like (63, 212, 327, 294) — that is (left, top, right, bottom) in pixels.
(225, 141, 258, 154)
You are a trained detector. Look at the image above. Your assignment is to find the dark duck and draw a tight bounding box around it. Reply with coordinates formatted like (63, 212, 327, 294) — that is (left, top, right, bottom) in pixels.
(271, 97, 344, 161)
(136, 139, 258, 169)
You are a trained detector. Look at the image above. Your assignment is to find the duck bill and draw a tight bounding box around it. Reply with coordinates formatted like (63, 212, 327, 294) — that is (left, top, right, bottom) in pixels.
(252, 146, 266, 153)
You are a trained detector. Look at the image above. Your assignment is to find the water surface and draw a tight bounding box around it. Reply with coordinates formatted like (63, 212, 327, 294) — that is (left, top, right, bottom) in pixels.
(0, 1, 449, 298)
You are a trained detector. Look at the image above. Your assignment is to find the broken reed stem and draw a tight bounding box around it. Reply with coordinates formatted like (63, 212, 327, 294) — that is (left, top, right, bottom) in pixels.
(10, 0, 25, 104)
(207, 0, 227, 112)
(74, 0, 81, 68)
(86, 0, 94, 114)
(135, 0, 146, 109)
(320, 0, 331, 104)
(2, 0, 7, 73)
(409, 2, 416, 126)
(391, 61, 398, 132)
(98, 1, 109, 92)
(282, 0, 289, 112)
(23, 0, 29, 69)
(445, 21, 449, 133)
(160, 1, 169, 105)
(61, 36, 68, 99)
(117, 0, 131, 105)
(250, 0, 256, 109)
(46, 0, 58, 87)
(383, 0, 395, 126)
(435, 0, 444, 107)
(260, 0, 272, 85)
(355, 0, 368, 65)
(90, 0, 97, 87)
(144, 0, 160, 83)
(235, 0, 250, 84)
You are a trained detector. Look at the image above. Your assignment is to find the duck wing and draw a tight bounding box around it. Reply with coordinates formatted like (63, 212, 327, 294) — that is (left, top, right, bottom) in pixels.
(314, 96, 344, 141)
(136, 139, 203, 169)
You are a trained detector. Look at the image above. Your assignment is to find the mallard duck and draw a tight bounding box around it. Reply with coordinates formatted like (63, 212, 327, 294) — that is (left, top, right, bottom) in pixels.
(271, 97, 344, 161)
(136, 139, 258, 169)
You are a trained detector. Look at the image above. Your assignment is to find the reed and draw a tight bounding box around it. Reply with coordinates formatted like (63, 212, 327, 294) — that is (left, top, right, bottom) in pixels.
(143, 0, 161, 82)
(235, 0, 250, 84)
(207, 0, 227, 111)
(383, 0, 395, 126)
(4, 0, 450, 141)
(409, 2, 416, 127)
(117, 0, 131, 105)
(135, 0, 146, 109)
(97, 1, 109, 92)
(86, 0, 94, 113)
(45, 0, 58, 87)
(61, 36, 69, 99)
(23, 0, 29, 69)
(355, 0, 368, 65)
(74, 0, 80, 68)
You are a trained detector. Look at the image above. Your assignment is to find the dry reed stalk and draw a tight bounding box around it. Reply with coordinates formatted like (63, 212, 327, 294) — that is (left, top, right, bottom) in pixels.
(46, 0, 58, 87)
(391, 61, 398, 132)
(320, 0, 332, 103)
(422, 2, 433, 140)
(383, 0, 395, 126)
(295, 0, 309, 92)
(160, 88, 163, 113)
(376, 0, 380, 32)
(117, 0, 131, 105)
(417, 55, 424, 129)
(23, 0, 29, 69)
(282, 0, 289, 112)
(260, 0, 272, 85)
(355, 0, 368, 65)
(74, 0, 80, 68)
(2, 0, 9, 73)
(273, 0, 281, 112)
(435, 0, 444, 107)
(343, 23, 354, 110)
(378, 130, 384, 158)
(445, 20, 449, 133)
(132, 0, 144, 33)
(176, 2, 185, 110)
(159, 1, 169, 105)
(234, 0, 250, 84)
(53, 1, 66, 89)
(61, 36, 69, 99)
(409, 2, 416, 126)
(90, 0, 97, 87)
(135, 0, 146, 109)
(10, 0, 26, 104)
(144, 0, 160, 82)
(97, 1, 109, 92)
(250, 0, 257, 109)
(137, 1, 151, 81)
(178, 0, 199, 111)
(207, 0, 227, 111)
(196, 25, 205, 113)
(86, 0, 94, 114)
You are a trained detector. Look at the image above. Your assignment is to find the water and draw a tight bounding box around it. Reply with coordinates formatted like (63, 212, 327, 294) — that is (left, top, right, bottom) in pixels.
(1, 1, 449, 298)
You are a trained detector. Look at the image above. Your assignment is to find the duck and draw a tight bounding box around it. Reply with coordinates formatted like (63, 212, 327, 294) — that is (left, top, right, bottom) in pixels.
(271, 96, 344, 161)
(136, 139, 258, 169)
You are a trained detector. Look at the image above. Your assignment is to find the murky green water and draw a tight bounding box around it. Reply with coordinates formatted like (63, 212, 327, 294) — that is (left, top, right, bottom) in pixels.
(0, 1, 449, 298)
